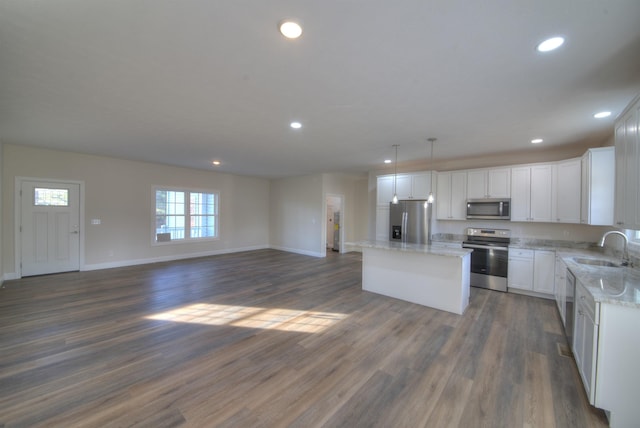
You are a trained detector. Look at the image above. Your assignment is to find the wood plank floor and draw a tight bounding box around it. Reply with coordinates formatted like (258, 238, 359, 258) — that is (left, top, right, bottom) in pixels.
(0, 249, 608, 427)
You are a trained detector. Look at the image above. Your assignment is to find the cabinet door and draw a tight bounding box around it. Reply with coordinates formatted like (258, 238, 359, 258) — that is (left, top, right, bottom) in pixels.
(555, 158, 581, 224)
(411, 173, 431, 199)
(436, 172, 451, 220)
(508, 252, 534, 291)
(533, 250, 555, 294)
(375, 206, 390, 241)
(582, 148, 615, 226)
(530, 165, 552, 222)
(510, 167, 531, 221)
(377, 176, 395, 205)
(581, 154, 590, 224)
(395, 174, 412, 199)
(573, 281, 599, 404)
(467, 170, 488, 199)
(581, 310, 597, 403)
(487, 168, 511, 198)
(629, 104, 640, 228)
(615, 102, 640, 229)
(450, 171, 468, 219)
(554, 257, 567, 323)
(614, 120, 627, 226)
(624, 111, 638, 228)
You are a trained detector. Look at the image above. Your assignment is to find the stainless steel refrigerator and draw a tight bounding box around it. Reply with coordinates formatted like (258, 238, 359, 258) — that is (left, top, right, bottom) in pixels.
(389, 200, 431, 244)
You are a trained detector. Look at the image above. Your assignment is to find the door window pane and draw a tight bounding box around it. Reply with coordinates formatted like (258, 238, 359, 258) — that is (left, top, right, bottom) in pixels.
(34, 188, 69, 206)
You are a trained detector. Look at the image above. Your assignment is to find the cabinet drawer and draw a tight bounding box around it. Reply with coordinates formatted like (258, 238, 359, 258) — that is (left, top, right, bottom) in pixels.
(509, 248, 534, 259)
(576, 281, 598, 324)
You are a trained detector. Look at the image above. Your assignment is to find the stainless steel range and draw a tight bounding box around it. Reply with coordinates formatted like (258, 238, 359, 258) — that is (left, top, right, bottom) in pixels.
(462, 228, 511, 292)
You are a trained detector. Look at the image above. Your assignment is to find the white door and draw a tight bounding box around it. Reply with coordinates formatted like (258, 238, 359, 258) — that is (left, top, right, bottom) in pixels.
(21, 180, 81, 276)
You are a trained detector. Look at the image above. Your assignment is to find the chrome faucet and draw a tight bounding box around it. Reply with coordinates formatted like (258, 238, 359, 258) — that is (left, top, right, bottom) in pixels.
(599, 231, 631, 267)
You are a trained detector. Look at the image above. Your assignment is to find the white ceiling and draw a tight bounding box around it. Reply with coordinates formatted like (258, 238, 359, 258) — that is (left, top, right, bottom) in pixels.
(1, 1, 639, 178)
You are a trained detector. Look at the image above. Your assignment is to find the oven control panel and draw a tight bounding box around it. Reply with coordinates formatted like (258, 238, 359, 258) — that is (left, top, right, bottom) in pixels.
(466, 228, 511, 238)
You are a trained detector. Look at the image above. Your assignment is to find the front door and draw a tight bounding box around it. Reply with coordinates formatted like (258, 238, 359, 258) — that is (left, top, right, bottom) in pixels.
(20, 180, 81, 276)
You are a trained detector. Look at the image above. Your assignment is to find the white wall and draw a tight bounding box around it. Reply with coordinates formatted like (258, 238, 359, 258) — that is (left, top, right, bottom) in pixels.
(2, 144, 270, 276)
(269, 174, 324, 256)
(322, 173, 369, 248)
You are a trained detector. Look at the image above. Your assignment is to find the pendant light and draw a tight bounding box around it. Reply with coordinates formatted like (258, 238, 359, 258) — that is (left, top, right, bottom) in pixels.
(427, 138, 436, 204)
(391, 144, 399, 204)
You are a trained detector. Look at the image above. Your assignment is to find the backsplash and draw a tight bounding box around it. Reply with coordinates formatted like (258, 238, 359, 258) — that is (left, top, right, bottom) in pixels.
(432, 231, 640, 268)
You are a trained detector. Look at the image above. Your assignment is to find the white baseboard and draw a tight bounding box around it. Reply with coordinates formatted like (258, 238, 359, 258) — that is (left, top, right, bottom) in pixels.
(82, 245, 270, 271)
(3, 272, 20, 282)
(3, 245, 322, 279)
(268, 245, 324, 258)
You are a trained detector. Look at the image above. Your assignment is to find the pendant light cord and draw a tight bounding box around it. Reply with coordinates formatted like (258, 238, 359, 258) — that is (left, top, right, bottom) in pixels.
(394, 144, 398, 194)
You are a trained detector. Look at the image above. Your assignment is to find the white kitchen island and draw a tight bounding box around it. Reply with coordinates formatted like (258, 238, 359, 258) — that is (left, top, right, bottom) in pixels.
(349, 241, 473, 315)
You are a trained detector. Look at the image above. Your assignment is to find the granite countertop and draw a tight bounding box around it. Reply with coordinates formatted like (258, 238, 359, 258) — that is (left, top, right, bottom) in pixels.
(346, 240, 472, 258)
(557, 250, 640, 308)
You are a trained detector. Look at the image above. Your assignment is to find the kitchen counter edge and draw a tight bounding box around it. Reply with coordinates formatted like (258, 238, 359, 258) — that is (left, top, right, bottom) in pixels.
(346, 240, 472, 258)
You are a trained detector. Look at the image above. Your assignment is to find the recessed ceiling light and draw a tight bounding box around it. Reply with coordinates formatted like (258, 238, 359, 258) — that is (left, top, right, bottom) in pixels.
(290, 121, 302, 129)
(212, 160, 221, 166)
(536, 36, 565, 52)
(279, 20, 302, 39)
(531, 138, 544, 144)
(594, 111, 612, 119)
(384, 159, 392, 164)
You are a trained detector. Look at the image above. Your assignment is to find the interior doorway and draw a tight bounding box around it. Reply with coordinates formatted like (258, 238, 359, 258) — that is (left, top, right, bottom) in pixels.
(17, 178, 83, 277)
(325, 194, 343, 253)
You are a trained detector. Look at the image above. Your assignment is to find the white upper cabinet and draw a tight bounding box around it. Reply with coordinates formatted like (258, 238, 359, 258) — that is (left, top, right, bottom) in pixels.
(410, 174, 432, 199)
(436, 171, 467, 220)
(581, 147, 615, 226)
(395, 174, 413, 199)
(614, 93, 640, 229)
(377, 173, 433, 205)
(554, 158, 582, 224)
(510, 167, 531, 221)
(376, 175, 395, 205)
(467, 168, 511, 199)
(510, 165, 552, 222)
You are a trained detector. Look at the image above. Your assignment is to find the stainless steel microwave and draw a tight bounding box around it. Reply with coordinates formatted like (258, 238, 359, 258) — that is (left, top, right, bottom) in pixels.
(466, 198, 511, 220)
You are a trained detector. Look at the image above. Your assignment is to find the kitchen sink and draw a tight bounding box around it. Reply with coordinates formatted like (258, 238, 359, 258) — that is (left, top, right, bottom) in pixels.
(573, 257, 621, 268)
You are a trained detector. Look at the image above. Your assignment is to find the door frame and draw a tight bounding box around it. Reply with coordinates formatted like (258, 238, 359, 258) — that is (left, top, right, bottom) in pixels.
(323, 193, 345, 257)
(14, 177, 86, 278)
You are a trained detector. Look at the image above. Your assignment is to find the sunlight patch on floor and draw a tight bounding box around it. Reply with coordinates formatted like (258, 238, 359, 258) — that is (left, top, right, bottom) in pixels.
(146, 303, 348, 333)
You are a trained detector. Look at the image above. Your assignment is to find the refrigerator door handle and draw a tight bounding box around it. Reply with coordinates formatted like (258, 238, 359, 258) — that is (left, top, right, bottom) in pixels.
(401, 211, 408, 243)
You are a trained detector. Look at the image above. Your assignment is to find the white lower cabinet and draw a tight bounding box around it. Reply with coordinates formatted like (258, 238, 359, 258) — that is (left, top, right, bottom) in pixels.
(375, 206, 389, 241)
(567, 269, 640, 426)
(573, 279, 598, 403)
(554, 256, 567, 324)
(508, 249, 534, 291)
(533, 250, 555, 294)
(508, 249, 555, 296)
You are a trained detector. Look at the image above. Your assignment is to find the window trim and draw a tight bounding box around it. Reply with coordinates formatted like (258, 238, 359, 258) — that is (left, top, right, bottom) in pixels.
(152, 186, 220, 246)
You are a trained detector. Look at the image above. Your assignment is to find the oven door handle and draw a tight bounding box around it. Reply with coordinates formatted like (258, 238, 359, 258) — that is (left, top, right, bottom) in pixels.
(462, 244, 509, 251)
